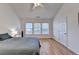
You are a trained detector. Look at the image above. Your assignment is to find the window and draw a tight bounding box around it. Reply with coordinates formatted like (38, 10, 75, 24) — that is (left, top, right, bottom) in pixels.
(25, 23, 49, 35)
(34, 23, 41, 34)
(42, 23, 49, 34)
(25, 23, 32, 34)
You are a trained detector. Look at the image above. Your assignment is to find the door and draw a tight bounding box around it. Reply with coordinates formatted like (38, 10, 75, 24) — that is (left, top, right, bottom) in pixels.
(59, 16, 68, 47)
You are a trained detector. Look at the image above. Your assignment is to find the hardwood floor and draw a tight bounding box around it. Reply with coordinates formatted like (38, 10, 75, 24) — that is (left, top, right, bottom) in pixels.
(39, 38, 77, 55)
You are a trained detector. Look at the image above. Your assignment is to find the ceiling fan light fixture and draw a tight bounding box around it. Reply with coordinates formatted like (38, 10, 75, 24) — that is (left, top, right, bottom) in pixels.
(33, 3, 43, 9)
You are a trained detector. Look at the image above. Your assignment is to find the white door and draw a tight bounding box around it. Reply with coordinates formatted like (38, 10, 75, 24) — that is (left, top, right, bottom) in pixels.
(59, 16, 68, 47)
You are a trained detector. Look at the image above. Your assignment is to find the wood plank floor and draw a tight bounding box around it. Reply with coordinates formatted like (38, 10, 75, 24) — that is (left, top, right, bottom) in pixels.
(39, 38, 77, 55)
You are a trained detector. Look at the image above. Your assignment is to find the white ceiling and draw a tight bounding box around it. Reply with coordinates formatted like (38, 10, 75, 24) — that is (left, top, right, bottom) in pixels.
(9, 3, 63, 20)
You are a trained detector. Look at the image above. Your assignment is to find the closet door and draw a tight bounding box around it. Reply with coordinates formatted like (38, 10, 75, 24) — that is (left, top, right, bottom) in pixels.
(59, 16, 68, 47)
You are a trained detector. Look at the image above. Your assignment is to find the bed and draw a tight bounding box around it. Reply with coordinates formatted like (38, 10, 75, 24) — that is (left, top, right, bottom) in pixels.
(0, 33, 41, 55)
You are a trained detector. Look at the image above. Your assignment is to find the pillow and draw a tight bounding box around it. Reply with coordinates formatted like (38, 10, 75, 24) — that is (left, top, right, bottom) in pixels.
(0, 38, 3, 41)
(0, 38, 6, 41)
(0, 33, 12, 40)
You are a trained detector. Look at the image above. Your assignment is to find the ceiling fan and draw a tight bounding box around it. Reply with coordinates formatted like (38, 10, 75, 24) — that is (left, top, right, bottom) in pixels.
(32, 3, 44, 9)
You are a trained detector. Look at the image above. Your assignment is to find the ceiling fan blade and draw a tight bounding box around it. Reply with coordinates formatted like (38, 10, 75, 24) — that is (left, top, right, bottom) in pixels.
(29, 3, 44, 11)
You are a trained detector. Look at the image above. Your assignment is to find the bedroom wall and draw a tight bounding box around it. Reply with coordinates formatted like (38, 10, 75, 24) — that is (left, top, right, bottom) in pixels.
(53, 3, 79, 54)
(20, 18, 53, 38)
(0, 4, 20, 34)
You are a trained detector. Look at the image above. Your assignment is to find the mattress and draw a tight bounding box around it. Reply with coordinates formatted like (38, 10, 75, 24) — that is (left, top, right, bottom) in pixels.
(0, 37, 40, 55)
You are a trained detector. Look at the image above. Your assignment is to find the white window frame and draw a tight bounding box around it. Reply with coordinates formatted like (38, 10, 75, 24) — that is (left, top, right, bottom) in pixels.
(25, 22, 49, 35)
(34, 23, 41, 35)
(25, 23, 33, 34)
(42, 23, 49, 35)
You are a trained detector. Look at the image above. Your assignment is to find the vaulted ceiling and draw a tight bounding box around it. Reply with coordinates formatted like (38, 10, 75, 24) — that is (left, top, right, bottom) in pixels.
(9, 3, 63, 20)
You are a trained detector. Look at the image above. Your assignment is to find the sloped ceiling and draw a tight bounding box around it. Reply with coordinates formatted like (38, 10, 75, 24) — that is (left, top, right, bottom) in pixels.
(9, 3, 63, 20)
